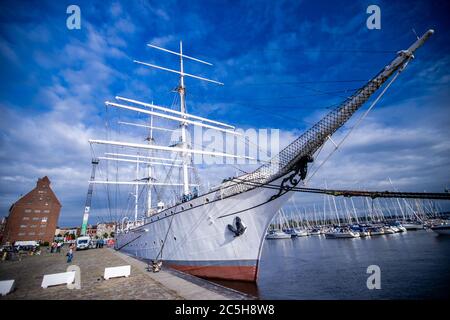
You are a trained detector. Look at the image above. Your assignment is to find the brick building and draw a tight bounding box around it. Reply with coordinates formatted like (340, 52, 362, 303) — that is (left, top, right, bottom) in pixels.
(2, 176, 61, 245)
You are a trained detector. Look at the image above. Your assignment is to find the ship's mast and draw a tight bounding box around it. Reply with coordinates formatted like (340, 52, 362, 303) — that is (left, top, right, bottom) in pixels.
(147, 110, 154, 216)
(90, 42, 248, 213)
(135, 153, 139, 222)
(178, 41, 190, 196)
(132, 41, 225, 199)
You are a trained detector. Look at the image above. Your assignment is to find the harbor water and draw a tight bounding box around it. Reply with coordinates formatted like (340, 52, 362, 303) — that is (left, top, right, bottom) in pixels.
(215, 229, 450, 299)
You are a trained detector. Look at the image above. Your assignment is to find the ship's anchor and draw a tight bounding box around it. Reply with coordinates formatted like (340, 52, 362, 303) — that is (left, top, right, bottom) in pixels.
(227, 216, 247, 237)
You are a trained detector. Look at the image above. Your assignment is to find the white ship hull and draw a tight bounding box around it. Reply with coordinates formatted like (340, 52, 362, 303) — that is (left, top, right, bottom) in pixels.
(115, 172, 298, 282)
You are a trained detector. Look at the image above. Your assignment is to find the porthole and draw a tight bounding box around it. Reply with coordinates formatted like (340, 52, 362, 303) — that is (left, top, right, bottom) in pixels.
(174, 236, 177, 241)
(205, 198, 209, 202)
(181, 207, 184, 210)
(190, 204, 193, 208)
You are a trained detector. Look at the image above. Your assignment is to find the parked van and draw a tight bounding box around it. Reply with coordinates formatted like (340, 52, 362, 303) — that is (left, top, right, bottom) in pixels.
(76, 236, 91, 250)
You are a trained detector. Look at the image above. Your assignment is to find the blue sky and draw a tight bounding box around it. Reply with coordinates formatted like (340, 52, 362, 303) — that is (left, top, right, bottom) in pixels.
(0, 0, 449, 226)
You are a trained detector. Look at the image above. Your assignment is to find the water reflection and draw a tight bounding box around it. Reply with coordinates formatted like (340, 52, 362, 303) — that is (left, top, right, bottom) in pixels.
(216, 230, 450, 299)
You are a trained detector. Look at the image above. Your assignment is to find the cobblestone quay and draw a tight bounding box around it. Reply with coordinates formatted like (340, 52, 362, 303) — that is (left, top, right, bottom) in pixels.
(0, 246, 249, 300)
(0, 246, 181, 300)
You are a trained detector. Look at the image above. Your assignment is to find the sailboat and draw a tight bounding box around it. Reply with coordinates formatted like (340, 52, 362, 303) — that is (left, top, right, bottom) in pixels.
(402, 222, 423, 230)
(325, 227, 360, 239)
(266, 230, 292, 240)
(87, 30, 434, 281)
(266, 210, 292, 239)
(289, 200, 310, 236)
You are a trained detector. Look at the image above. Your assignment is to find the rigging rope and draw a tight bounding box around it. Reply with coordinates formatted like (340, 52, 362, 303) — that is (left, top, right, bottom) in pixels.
(305, 59, 410, 184)
(232, 177, 450, 200)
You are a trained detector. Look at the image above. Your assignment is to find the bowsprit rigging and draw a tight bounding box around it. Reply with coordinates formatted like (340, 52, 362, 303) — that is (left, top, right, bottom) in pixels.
(230, 178, 450, 201)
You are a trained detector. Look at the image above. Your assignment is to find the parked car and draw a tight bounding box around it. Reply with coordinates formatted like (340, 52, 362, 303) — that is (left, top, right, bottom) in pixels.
(75, 236, 91, 250)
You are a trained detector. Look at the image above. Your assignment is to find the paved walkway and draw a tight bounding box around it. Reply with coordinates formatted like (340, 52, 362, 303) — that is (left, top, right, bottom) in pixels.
(114, 249, 252, 300)
(0, 246, 181, 300)
(0, 247, 250, 300)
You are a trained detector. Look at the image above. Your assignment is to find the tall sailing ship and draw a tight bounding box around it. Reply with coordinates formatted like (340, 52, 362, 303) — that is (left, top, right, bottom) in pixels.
(87, 30, 434, 281)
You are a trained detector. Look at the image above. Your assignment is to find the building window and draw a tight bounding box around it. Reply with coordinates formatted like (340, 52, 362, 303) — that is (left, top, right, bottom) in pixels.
(24, 209, 31, 213)
(32, 217, 39, 221)
(23, 217, 30, 220)
(43, 210, 50, 213)
(40, 224, 46, 228)
(30, 225, 37, 228)
(29, 232, 35, 235)
(42, 217, 48, 223)
(39, 232, 45, 235)
(18, 232, 25, 236)
(20, 225, 27, 228)
(34, 210, 41, 213)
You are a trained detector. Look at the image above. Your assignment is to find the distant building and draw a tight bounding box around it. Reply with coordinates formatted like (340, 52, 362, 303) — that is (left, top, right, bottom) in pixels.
(55, 227, 79, 238)
(55, 223, 116, 240)
(1, 176, 61, 245)
(86, 225, 97, 238)
(97, 222, 116, 238)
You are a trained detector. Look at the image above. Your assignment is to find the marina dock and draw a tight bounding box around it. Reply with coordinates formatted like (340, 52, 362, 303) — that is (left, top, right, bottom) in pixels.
(0, 247, 251, 300)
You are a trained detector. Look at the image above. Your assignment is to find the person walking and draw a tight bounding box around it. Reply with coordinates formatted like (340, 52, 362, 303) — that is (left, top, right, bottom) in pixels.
(56, 241, 62, 253)
(66, 245, 74, 263)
